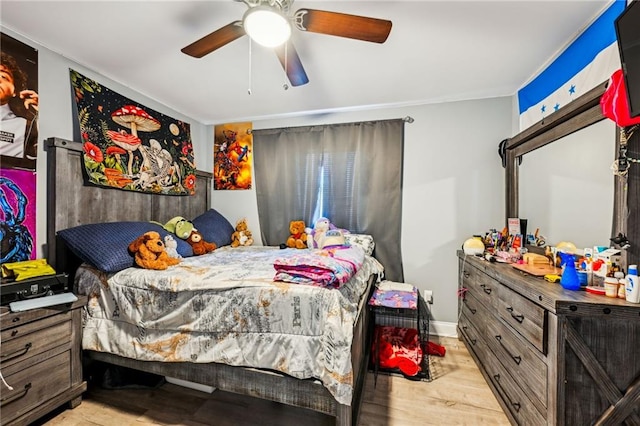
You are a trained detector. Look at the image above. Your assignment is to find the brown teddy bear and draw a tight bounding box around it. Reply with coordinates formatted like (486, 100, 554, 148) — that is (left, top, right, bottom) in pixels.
(231, 218, 254, 248)
(186, 229, 217, 255)
(128, 231, 181, 270)
(286, 220, 308, 249)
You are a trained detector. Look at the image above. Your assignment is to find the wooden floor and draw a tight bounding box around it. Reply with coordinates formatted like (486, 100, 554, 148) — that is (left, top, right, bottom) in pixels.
(34, 337, 509, 426)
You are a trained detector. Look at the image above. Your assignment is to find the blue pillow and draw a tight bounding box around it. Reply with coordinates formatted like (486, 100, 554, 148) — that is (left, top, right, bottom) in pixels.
(58, 221, 193, 273)
(192, 209, 234, 247)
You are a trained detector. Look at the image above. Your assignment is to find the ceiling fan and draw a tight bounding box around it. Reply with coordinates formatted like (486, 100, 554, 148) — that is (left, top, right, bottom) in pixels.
(181, 0, 392, 87)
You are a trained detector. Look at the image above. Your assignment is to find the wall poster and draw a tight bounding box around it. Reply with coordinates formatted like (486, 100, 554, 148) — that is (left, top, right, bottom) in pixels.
(214, 122, 253, 190)
(70, 69, 197, 195)
(0, 32, 39, 170)
(0, 168, 36, 262)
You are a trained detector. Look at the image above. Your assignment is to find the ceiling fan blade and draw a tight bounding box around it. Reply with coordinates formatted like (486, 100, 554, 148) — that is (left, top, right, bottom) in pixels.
(181, 21, 245, 58)
(275, 41, 309, 87)
(295, 9, 392, 43)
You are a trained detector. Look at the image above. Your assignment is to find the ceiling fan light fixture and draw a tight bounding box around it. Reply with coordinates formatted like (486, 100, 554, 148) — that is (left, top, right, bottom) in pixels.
(243, 6, 291, 48)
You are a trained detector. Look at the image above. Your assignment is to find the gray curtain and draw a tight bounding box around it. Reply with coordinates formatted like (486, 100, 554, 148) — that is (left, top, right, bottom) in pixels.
(253, 119, 405, 282)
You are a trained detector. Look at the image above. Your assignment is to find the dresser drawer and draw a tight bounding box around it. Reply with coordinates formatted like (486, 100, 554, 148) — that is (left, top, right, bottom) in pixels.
(483, 350, 546, 426)
(460, 290, 491, 329)
(485, 316, 547, 413)
(1, 350, 71, 424)
(460, 262, 499, 310)
(459, 311, 488, 362)
(498, 285, 547, 354)
(1, 319, 72, 369)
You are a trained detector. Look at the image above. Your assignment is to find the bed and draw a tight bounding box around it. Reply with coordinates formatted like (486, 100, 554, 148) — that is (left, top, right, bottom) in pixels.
(45, 137, 382, 426)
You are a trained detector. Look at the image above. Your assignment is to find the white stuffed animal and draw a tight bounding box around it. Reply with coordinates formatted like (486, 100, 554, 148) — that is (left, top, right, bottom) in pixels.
(307, 217, 331, 249)
(163, 234, 182, 259)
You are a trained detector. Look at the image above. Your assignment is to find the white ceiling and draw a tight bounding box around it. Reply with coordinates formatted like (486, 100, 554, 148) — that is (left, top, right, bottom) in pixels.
(1, 0, 612, 125)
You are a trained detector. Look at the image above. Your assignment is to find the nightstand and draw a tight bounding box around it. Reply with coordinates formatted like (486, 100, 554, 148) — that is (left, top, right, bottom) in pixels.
(0, 295, 87, 425)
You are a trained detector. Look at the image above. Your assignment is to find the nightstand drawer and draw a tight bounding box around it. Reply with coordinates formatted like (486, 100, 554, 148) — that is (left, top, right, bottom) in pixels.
(498, 284, 546, 353)
(1, 351, 71, 424)
(1, 320, 72, 368)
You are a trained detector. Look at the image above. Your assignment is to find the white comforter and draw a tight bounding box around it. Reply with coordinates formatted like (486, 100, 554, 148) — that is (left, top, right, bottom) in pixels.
(76, 246, 383, 405)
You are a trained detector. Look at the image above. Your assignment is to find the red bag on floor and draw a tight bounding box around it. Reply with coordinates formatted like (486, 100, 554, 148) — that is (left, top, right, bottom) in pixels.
(426, 341, 446, 357)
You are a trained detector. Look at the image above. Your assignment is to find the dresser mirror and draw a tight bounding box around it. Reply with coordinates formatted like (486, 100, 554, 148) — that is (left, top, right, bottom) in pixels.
(519, 119, 615, 249)
(505, 81, 625, 252)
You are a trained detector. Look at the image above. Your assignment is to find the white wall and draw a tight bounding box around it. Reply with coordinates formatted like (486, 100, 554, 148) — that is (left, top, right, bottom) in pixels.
(212, 97, 512, 326)
(8, 27, 512, 328)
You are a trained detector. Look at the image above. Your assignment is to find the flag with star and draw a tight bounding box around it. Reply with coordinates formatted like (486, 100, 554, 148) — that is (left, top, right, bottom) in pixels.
(518, 1, 627, 131)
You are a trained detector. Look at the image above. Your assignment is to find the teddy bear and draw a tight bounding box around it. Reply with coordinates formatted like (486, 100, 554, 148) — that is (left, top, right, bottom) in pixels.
(163, 234, 182, 259)
(128, 231, 181, 270)
(286, 220, 308, 249)
(186, 229, 217, 255)
(231, 218, 254, 248)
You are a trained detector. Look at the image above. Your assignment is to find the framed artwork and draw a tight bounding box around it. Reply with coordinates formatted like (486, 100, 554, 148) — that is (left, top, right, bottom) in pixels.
(70, 69, 197, 195)
(214, 122, 253, 190)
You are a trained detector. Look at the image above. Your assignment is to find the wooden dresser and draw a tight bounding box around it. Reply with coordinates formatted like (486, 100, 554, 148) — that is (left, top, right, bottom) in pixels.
(457, 252, 640, 425)
(0, 296, 87, 426)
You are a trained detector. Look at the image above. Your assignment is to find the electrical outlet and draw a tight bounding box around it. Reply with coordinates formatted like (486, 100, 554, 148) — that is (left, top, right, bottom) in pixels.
(423, 289, 433, 304)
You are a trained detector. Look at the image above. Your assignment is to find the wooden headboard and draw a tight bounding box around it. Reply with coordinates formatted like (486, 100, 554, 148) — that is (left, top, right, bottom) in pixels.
(45, 137, 212, 272)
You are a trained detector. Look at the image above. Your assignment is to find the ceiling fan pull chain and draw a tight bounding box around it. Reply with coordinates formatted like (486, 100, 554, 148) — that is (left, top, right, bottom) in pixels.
(283, 42, 289, 90)
(248, 38, 252, 95)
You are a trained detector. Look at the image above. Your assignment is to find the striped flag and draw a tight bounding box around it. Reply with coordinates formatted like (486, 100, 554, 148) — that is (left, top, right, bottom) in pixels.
(518, 1, 627, 131)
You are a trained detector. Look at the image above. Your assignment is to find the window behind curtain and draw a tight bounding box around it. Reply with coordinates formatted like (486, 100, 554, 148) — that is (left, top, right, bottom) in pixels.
(253, 119, 405, 282)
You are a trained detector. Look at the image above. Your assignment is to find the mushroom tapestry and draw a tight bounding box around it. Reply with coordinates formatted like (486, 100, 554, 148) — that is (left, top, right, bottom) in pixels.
(69, 70, 197, 195)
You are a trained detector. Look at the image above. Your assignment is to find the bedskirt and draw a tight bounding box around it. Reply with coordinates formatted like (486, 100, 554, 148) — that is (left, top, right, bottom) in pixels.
(76, 246, 383, 405)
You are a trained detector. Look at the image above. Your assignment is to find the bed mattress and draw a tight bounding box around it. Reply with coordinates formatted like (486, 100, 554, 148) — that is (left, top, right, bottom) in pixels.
(76, 246, 383, 405)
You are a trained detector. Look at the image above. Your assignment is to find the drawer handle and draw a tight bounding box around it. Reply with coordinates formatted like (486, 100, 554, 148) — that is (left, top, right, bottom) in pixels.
(1, 342, 32, 361)
(493, 375, 521, 413)
(495, 335, 522, 365)
(0, 382, 32, 407)
(466, 304, 477, 315)
(463, 272, 470, 279)
(505, 307, 524, 323)
(480, 284, 492, 294)
(461, 326, 476, 344)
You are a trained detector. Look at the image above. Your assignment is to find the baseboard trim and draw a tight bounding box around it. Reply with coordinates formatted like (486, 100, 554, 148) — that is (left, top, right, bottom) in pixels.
(430, 321, 458, 338)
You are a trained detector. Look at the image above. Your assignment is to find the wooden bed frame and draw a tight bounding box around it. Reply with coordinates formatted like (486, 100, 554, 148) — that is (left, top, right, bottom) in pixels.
(45, 137, 373, 426)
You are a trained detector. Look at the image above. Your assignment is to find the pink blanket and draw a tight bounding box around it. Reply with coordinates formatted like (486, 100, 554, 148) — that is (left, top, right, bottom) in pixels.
(274, 246, 365, 288)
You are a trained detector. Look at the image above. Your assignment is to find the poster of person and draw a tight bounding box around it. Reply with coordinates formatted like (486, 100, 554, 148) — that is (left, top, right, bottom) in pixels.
(0, 168, 36, 262)
(69, 69, 197, 195)
(0, 32, 38, 170)
(214, 122, 253, 190)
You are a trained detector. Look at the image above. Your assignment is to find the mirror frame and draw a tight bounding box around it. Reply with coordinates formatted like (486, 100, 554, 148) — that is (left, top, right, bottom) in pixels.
(504, 80, 626, 253)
